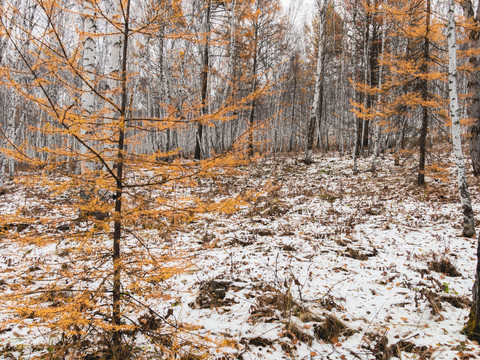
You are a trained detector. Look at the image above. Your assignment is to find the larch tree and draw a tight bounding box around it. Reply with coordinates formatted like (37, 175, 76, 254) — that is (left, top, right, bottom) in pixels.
(349, 0, 386, 171)
(228, 0, 285, 157)
(417, 0, 431, 186)
(381, 0, 444, 185)
(0, 0, 254, 357)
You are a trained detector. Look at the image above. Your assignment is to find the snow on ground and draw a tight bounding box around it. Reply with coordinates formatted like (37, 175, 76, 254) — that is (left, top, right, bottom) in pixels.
(0, 152, 479, 359)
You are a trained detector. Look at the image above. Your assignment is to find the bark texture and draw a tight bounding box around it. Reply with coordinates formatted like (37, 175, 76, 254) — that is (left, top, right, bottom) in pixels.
(304, 0, 329, 164)
(460, 0, 480, 176)
(417, 0, 430, 186)
(448, 0, 475, 238)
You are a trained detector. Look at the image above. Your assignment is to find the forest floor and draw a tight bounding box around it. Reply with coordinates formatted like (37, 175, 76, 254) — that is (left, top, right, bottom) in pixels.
(1, 150, 480, 359)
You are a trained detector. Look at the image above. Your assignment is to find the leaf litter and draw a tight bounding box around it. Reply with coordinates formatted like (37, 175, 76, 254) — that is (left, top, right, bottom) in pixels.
(0, 153, 479, 359)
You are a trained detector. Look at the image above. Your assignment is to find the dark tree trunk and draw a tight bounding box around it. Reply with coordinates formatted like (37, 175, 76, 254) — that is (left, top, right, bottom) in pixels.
(470, 120, 480, 176)
(289, 64, 297, 152)
(248, 96, 256, 157)
(465, 241, 480, 340)
(418, 105, 428, 185)
(195, 0, 211, 161)
(366, 18, 381, 154)
(363, 119, 369, 151)
(460, 1, 480, 339)
(355, 118, 362, 156)
(248, 10, 259, 157)
(417, 0, 430, 186)
(461, 0, 480, 176)
(112, 0, 130, 355)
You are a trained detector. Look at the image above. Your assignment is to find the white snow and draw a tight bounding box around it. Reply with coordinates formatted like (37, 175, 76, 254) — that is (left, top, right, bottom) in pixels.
(0, 152, 479, 359)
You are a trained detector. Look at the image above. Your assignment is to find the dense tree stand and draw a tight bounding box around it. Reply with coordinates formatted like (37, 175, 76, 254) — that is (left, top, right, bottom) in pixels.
(1, 0, 480, 357)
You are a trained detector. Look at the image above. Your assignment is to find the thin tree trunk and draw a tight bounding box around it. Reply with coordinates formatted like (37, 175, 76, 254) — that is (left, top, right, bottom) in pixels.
(305, 0, 329, 164)
(454, 0, 480, 341)
(80, 0, 96, 173)
(448, 0, 475, 237)
(351, 0, 359, 172)
(248, 2, 259, 157)
(371, 12, 386, 172)
(111, 0, 130, 353)
(195, 0, 211, 160)
(417, 0, 430, 186)
(361, 0, 371, 154)
(460, 0, 480, 176)
(289, 60, 298, 152)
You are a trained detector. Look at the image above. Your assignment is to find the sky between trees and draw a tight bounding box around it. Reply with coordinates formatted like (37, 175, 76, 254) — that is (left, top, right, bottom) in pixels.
(281, 0, 315, 27)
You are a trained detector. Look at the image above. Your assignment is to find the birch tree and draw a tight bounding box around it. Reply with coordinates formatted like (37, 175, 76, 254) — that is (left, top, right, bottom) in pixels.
(351, 0, 360, 172)
(80, 0, 97, 172)
(304, 0, 330, 164)
(447, 0, 475, 238)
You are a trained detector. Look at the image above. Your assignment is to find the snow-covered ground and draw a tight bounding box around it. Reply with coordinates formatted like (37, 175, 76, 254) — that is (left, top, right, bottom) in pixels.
(0, 152, 479, 359)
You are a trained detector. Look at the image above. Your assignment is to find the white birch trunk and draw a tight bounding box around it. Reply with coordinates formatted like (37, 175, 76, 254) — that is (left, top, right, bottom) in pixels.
(448, 0, 475, 237)
(107, 4, 122, 96)
(352, 8, 359, 173)
(105, 0, 122, 163)
(80, 0, 97, 172)
(304, 0, 329, 164)
(81, 1, 96, 115)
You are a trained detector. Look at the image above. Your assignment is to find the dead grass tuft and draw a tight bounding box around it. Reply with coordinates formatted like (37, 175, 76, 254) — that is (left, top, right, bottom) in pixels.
(318, 295, 343, 312)
(296, 306, 322, 322)
(243, 336, 273, 347)
(363, 333, 432, 360)
(428, 258, 461, 277)
(282, 322, 314, 345)
(253, 228, 274, 236)
(192, 279, 232, 309)
(344, 246, 378, 261)
(345, 247, 369, 261)
(313, 313, 354, 342)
